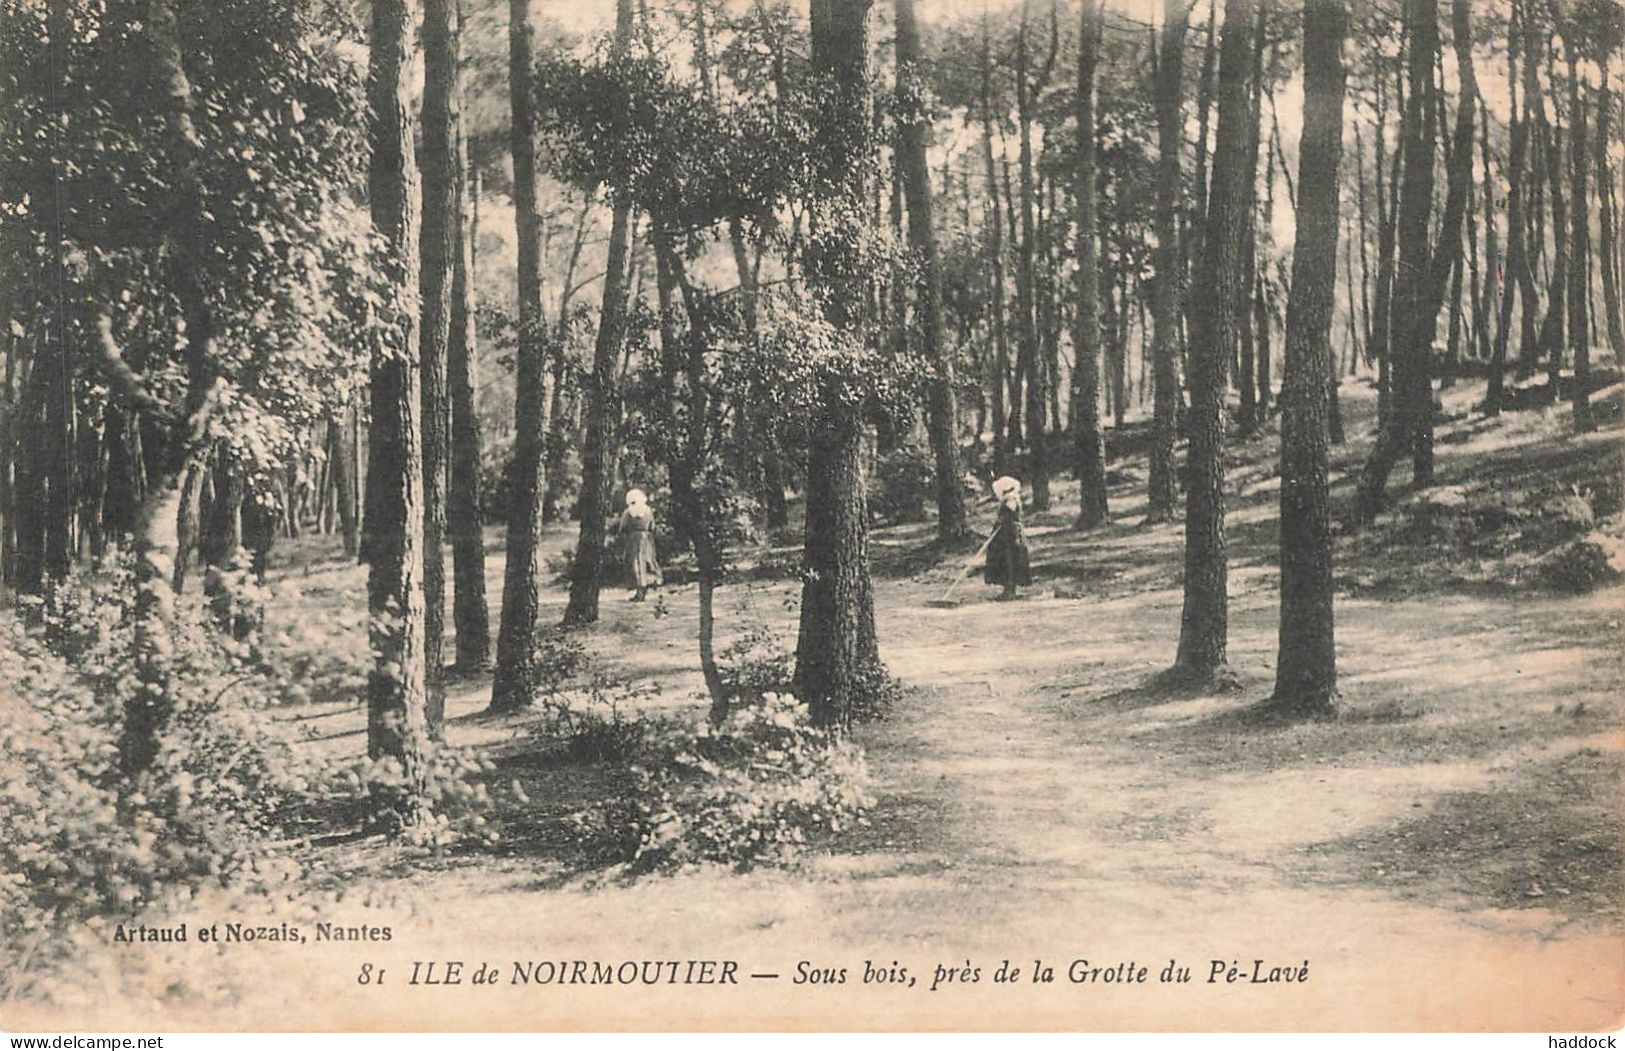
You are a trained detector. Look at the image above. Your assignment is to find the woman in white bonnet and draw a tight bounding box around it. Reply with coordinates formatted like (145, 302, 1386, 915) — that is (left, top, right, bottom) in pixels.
(983, 475, 1032, 601)
(616, 487, 663, 602)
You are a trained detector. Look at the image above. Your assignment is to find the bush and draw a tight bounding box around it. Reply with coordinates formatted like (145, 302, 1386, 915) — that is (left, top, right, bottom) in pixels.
(1539, 536, 1624, 594)
(0, 583, 318, 997)
(320, 745, 503, 848)
(572, 692, 873, 873)
(1, 559, 504, 997)
(869, 441, 934, 525)
(848, 662, 906, 724)
(717, 626, 793, 700)
(527, 642, 661, 764)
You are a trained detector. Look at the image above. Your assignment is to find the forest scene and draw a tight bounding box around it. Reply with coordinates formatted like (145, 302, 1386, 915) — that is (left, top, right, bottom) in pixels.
(1, 0, 1623, 1031)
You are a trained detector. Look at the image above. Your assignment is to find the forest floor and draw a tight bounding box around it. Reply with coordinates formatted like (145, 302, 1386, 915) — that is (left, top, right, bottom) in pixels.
(11, 377, 1625, 1032)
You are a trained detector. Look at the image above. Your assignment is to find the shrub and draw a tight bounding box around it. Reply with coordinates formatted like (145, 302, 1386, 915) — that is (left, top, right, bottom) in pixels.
(1, 560, 504, 996)
(1539, 537, 1624, 594)
(0, 590, 318, 998)
(572, 692, 873, 873)
(848, 662, 906, 724)
(717, 626, 793, 700)
(320, 745, 503, 848)
(531, 626, 588, 698)
(528, 653, 661, 764)
(869, 441, 934, 525)
(544, 545, 576, 586)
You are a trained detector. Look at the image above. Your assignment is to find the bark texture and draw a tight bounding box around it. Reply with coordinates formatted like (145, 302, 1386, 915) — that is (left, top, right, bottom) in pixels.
(1272, 0, 1346, 716)
(489, 0, 552, 713)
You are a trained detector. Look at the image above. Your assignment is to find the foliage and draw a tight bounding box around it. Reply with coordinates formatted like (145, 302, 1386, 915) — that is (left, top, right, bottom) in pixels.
(749, 286, 929, 426)
(0, 572, 317, 993)
(522, 632, 660, 763)
(323, 745, 503, 850)
(717, 625, 794, 700)
(869, 441, 936, 525)
(0, 0, 377, 492)
(0, 557, 504, 996)
(532, 51, 811, 230)
(571, 693, 872, 873)
(530, 626, 588, 698)
(846, 662, 906, 725)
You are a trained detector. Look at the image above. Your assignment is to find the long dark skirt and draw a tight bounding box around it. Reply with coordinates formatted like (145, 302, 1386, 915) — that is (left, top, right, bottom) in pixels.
(983, 508, 1033, 587)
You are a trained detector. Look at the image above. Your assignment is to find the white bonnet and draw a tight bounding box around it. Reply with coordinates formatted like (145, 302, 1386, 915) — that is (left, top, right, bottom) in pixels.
(625, 488, 648, 509)
(991, 476, 1021, 501)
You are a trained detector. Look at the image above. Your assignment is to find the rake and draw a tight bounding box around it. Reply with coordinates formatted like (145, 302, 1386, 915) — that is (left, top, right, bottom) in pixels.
(923, 524, 1001, 608)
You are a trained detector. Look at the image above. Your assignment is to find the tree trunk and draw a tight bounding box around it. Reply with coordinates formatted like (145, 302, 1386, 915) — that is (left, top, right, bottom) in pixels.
(447, 80, 490, 672)
(107, 0, 223, 780)
(795, 0, 883, 732)
(419, 0, 459, 729)
(1072, 0, 1108, 529)
(1271, 0, 1345, 718)
(1257, 99, 1278, 422)
(1147, 0, 1192, 523)
(1235, 1, 1267, 435)
(895, 0, 968, 543)
(329, 412, 359, 556)
(489, 0, 553, 713)
(1017, 4, 1051, 513)
(359, 0, 429, 827)
(1565, 37, 1591, 432)
(1595, 70, 1625, 368)
(43, 310, 73, 585)
(1174, 0, 1254, 681)
(1534, 34, 1567, 397)
(1188, 3, 1219, 301)
(1353, 0, 1446, 525)
(1495, 14, 1535, 406)
(980, 14, 1009, 472)
(659, 246, 730, 721)
(563, 0, 636, 628)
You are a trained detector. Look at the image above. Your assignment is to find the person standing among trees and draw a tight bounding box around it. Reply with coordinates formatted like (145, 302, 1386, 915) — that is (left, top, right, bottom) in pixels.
(615, 488, 662, 603)
(984, 476, 1033, 601)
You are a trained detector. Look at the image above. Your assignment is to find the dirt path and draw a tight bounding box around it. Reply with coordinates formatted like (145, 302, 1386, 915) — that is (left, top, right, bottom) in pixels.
(13, 386, 1624, 1032)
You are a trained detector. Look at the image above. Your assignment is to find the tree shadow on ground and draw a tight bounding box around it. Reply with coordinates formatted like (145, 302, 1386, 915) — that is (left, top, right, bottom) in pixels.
(1297, 748, 1625, 926)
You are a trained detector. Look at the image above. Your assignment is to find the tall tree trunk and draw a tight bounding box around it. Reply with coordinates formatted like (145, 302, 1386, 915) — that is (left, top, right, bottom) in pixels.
(329, 411, 359, 556)
(795, 0, 883, 732)
(1236, 0, 1267, 435)
(1147, 0, 1192, 523)
(980, 14, 1009, 472)
(1592, 73, 1618, 365)
(542, 206, 589, 525)
(106, 0, 223, 779)
(1369, 41, 1406, 426)
(1597, 68, 1625, 368)
(1174, 0, 1254, 681)
(447, 81, 490, 672)
(419, 0, 459, 729)
(1188, 1, 1219, 301)
(1073, 0, 1108, 529)
(658, 247, 731, 722)
(563, 0, 636, 628)
(895, 0, 968, 543)
(1353, 0, 1448, 524)
(1017, 10, 1057, 501)
(1271, 0, 1345, 717)
(43, 312, 72, 585)
(1534, 34, 1568, 396)
(1001, 156, 1024, 452)
(1257, 99, 1278, 422)
(1565, 36, 1591, 432)
(1495, 13, 1535, 405)
(359, 0, 429, 827)
(489, 0, 553, 713)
